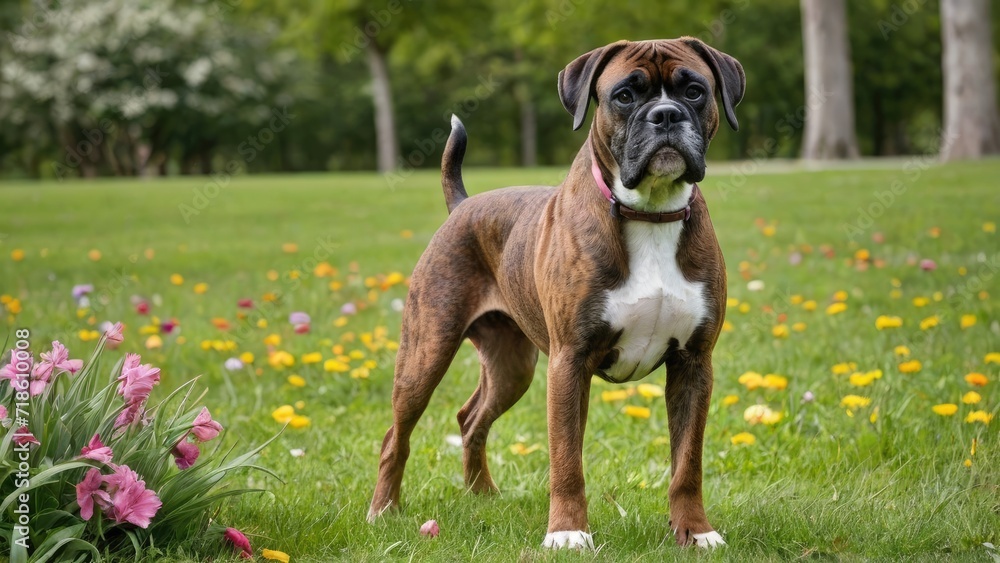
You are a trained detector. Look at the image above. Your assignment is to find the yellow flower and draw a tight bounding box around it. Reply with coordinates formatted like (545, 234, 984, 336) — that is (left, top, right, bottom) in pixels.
(889, 289, 902, 299)
(301, 352, 323, 364)
(849, 371, 879, 387)
(637, 383, 664, 398)
(601, 390, 628, 402)
(738, 371, 763, 390)
(762, 225, 776, 237)
(932, 291, 943, 301)
(289, 415, 311, 429)
(170, 273, 184, 285)
(931, 404, 958, 416)
(264, 334, 281, 346)
(333, 316, 349, 327)
(256, 318, 268, 328)
(509, 442, 541, 455)
(826, 302, 847, 315)
(870, 406, 879, 424)
(738, 302, 751, 314)
(722, 395, 739, 406)
(10, 249, 26, 261)
(726, 297, 740, 308)
(802, 300, 817, 311)
(761, 374, 788, 390)
(912, 297, 929, 307)
(964, 372, 988, 387)
(792, 322, 807, 332)
(272, 405, 295, 423)
(772, 324, 789, 338)
(831, 362, 857, 375)
(964, 458, 972, 467)
(986, 352, 1000, 364)
(898, 360, 922, 373)
(722, 320, 734, 332)
(282, 243, 298, 253)
(789, 294, 804, 305)
(894, 345, 910, 357)
(840, 395, 871, 409)
(919, 315, 939, 330)
(400, 229, 414, 239)
(287, 375, 306, 387)
(984, 221, 996, 233)
(965, 410, 993, 424)
(875, 315, 903, 330)
(266, 270, 280, 281)
(262, 292, 278, 302)
(262, 549, 290, 562)
(324, 359, 349, 373)
(193, 282, 208, 294)
(239, 352, 255, 364)
(145, 335, 163, 349)
(833, 290, 848, 302)
(87, 249, 101, 261)
(349, 350, 365, 360)
(268, 351, 295, 369)
(77, 329, 99, 342)
(350, 367, 370, 379)
(623, 405, 651, 419)
(854, 249, 870, 261)
(363, 360, 377, 369)
(294, 400, 305, 410)
(743, 404, 782, 425)
(730, 432, 756, 446)
(962, 391, 981, 404)
(960, 314, 976, 329)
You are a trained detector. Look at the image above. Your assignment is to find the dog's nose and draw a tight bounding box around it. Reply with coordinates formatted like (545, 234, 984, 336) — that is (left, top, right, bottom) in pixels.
(646, 104, 686, 127)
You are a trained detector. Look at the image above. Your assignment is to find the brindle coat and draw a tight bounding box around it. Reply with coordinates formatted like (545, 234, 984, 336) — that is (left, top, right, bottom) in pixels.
(369, 37, 744, 547)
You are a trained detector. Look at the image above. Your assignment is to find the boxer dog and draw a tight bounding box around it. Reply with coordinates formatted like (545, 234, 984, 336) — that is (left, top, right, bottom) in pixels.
(368, 37, 744, 550)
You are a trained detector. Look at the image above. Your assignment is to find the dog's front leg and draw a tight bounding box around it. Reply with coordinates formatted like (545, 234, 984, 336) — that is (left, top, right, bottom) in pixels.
(541, 352, 594, 550)
(664, 351, 725, 548)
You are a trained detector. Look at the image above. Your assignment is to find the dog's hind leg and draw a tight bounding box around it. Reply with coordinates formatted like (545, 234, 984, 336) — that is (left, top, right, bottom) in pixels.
(367, 271, 473, 522)
(458, 311, 538, 493)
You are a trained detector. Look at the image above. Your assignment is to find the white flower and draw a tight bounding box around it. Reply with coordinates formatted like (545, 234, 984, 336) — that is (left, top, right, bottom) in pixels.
(224, 358, 244, 371)
(747, 280, 765, 292)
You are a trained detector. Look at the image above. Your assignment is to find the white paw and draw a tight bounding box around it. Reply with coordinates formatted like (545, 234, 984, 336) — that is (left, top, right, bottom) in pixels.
(542, 530, 594, 550)
(692, 530, 726, 548)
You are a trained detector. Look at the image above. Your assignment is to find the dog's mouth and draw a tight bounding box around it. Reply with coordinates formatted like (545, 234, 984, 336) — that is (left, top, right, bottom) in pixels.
(620, 133, 706, 189)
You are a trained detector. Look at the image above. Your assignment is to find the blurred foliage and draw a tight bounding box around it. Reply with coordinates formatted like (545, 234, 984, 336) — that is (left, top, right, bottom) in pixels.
(0, 0, 997, 178)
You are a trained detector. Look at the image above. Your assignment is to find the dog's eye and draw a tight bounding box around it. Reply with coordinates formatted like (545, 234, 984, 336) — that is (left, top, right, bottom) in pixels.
(614, 90, 634, 105)
(684, 85, 704, 101)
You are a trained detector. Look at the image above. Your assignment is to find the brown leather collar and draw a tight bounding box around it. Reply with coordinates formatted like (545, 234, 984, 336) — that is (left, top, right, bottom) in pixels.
(612, 185, 698, 223)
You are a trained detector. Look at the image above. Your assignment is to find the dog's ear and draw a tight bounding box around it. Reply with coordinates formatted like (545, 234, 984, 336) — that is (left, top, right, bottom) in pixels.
(558, 41, 628, 131)
(683, 38, 745, 131)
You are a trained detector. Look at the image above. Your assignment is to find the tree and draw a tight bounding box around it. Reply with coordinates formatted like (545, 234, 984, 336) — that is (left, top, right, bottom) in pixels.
(939, 0, 1000, 161)
(800, 0, 859, 159)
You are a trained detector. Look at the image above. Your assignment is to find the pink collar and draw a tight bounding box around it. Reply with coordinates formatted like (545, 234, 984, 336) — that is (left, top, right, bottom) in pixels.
(589, 140, 697, 223)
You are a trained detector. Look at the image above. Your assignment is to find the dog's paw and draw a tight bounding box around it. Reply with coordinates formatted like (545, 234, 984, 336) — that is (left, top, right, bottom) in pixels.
(692, 530, 726, 548)
(541, 531, 594, 550)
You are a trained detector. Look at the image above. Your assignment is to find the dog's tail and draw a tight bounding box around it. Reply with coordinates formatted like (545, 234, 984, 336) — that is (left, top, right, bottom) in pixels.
(441, 115, 468, 214)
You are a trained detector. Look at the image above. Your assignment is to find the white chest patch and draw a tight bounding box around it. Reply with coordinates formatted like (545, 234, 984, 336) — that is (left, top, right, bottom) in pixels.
(601, 220, 706, 383)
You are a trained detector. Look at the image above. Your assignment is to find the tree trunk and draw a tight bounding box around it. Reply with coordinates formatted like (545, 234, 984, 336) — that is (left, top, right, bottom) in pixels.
(800, 0, 860, 159)
(517, 85, 537, 167)
(366, 42, 399, 173)
(940, 0, 1000, 161)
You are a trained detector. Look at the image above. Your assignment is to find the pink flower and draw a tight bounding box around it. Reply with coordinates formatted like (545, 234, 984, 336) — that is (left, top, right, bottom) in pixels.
(72, 284, 94, 301)
(420, 519, 440, 537)
(920, 259, 937, 271)
(135, 301, 150, 315)
(80, 433, 114, 463)
(340, 302, 357, 315)
(33, 341, 83, 381)
(0, 404, 8, 422)
(294, 323, 310, 334)
(76, 468, 112, 521)
(117, 360, 160, 405)
(237, 298, 254, 309)
(190, 407, 223, 442)
(1, 350, 31, 387)
(171, 440, 200, 469)
(160, 320, 177, 334)
(104, 322, 124, 347)
(224, 527, 253, 559)
(103, 464, 161, 528)
(288, 311, 311, 325)
(114, 402, 144, 428)
(13, 426, 40, 446)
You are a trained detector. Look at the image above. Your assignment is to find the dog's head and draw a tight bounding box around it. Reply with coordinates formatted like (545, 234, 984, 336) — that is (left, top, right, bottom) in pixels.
(559, 38, 744, 200)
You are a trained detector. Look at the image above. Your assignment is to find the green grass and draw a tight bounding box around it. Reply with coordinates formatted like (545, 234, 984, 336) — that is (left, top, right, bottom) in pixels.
(2, 159, 999, 561)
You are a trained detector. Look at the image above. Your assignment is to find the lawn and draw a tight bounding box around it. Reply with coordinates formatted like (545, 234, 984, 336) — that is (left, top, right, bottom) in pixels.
(2, 159, 999, 561)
